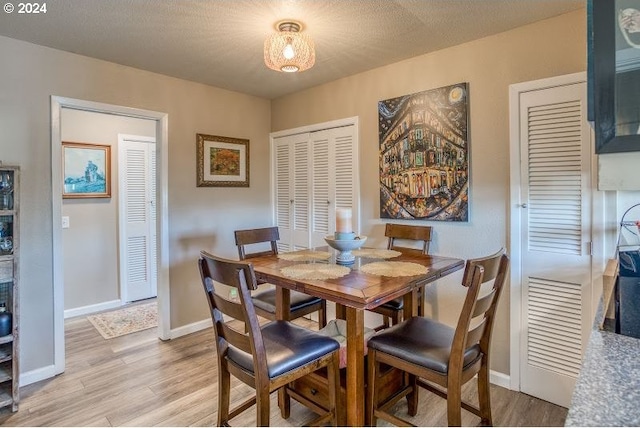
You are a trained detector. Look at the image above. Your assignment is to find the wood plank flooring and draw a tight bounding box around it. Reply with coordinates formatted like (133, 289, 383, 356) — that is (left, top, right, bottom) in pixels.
(0, 315, 567, 426)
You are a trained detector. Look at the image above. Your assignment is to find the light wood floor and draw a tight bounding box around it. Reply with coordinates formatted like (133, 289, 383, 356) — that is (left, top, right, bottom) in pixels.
(0, 315, 567, 426)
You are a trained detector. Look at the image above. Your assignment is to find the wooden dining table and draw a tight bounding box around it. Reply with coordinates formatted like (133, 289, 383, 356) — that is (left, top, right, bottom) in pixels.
(249, 246, 464, 426)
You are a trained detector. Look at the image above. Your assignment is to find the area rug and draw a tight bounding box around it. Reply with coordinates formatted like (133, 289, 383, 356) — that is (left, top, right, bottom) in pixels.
(87, 302, 157, 339)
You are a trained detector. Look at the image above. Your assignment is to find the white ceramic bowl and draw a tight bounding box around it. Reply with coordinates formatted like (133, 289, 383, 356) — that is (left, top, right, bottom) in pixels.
(324, 235, 367, 264)
(324, 235, 367, 251)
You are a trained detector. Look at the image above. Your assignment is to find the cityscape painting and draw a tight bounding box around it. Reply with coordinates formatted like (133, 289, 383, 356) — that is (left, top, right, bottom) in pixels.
(378, 83, 469, 221)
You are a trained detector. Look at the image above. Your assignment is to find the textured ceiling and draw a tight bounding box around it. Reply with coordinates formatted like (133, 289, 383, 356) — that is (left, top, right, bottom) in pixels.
(0, 0, 585, 99)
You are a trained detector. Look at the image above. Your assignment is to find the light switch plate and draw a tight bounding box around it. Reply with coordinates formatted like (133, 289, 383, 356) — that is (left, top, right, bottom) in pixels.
(62, 216, 70, 229)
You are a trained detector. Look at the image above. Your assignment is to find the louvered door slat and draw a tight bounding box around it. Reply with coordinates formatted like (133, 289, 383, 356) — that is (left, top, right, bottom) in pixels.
(149, 150, 157, 285)
(127, 236, 148, 283)
(335, 134, 354, 209)
(293, 141, 309, 231)
(527, 99, 582, 255)
(126, 149, 147, 222)
(529, 330, 581, 349)
(527, 277, 582, 378)
(313, 138, 329, 237)
(125, 149, 149, 286)
(275, 143, 291, 229)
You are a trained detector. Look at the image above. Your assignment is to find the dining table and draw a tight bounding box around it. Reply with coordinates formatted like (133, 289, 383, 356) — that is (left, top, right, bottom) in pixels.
(248, 245, 465, 426)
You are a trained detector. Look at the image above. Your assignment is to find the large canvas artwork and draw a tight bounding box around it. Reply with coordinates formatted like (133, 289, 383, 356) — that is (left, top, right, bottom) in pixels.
(379, 83, 469, 221)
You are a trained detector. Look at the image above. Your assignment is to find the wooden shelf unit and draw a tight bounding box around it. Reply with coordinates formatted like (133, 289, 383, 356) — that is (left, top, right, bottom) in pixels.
(0, 165, 19, 412)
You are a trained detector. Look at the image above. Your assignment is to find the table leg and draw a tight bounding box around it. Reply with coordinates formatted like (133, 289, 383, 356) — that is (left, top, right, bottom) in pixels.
(275, 287, 291, 320)
(345, 307, 365, 427)
(335, 303, 346, 320)
(403, 287, 419, 320)
(402, 286, 419, 415)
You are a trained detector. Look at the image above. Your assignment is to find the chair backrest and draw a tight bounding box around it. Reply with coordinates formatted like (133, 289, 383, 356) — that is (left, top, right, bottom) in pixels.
(234, 227, 280, 260)
(385, 223, 432, 255)
(452, 249, 509, 365)
(198, 251, 269, 385)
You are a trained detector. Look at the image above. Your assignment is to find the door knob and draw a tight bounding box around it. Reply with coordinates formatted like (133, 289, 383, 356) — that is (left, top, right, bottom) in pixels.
(521, 203, 528, 208)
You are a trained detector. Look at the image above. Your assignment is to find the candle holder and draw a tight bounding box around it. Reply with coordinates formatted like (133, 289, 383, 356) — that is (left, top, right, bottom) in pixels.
(324, 235, 367, 265)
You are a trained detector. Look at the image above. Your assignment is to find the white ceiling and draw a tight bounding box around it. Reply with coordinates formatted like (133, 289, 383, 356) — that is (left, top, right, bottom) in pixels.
(0, 0, 585, 99)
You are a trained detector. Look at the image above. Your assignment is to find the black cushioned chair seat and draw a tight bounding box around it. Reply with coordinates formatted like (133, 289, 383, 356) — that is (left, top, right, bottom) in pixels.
(379, 297, 403, 311)
(228, 320, 340, 378)
(367, 317, 480, 374)
(252, 289, 322, 314)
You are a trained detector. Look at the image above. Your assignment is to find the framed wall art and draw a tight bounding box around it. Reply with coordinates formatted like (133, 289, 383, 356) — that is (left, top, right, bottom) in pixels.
(62, 142, 111, 198)
(378, 83, 469, 221)
(196, 134, 250, 187)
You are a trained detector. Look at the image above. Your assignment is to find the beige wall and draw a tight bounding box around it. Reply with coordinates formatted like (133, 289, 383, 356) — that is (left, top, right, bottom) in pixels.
(0, 35, 271, 374)
(61, 109, 156, 311)
(271, 10, 587, 374)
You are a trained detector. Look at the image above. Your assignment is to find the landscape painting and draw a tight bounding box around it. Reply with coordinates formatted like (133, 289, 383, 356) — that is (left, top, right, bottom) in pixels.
(196, 134, 250, 187)
(62, 142, 111, 199)
(378, 83, 469, 221)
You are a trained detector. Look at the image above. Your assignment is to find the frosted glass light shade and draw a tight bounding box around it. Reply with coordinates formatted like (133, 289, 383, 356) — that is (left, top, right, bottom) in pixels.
(264, 21, 315, 73)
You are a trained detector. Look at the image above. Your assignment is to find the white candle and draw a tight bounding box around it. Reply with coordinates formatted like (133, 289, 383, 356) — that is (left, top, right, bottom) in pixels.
(336, 208, 352, 233)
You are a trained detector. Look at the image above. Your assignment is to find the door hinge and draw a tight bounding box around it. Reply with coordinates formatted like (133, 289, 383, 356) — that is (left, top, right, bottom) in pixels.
(586, 241, 592, 256)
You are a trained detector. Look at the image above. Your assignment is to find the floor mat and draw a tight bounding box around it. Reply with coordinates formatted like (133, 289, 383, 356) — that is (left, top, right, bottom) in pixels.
(87, 302, 157, 339)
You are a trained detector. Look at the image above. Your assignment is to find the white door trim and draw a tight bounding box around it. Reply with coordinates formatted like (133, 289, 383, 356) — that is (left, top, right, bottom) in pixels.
(508, 72, 588, 391)
(51, 96, 170, 376)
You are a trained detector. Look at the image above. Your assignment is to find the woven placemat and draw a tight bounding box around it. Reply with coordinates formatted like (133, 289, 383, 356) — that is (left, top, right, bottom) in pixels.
(280, 264, 350, 280)
(360, 261, 428, 277)
(351, 249, 401, 259)
(278, 250, 331, 262)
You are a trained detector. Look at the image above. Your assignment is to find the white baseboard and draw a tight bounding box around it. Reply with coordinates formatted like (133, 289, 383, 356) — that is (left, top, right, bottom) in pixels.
(64, 299, 122, 319)
(490, 370, 511, 389)
(170, 318, 212, 339)
(20, 364, 57, 387)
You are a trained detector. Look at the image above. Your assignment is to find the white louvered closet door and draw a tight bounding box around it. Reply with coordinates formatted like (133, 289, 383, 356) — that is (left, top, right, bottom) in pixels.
(309, 125, 357, 247)
(274, 138, 292, 252)
(519, 82, 591, 407)
(118, 138, 157, 303)
(273, 123, 358, 251)
(292, 137, 311, 250)
(273, 133, 311, 251)
(311, 130, 331, 247)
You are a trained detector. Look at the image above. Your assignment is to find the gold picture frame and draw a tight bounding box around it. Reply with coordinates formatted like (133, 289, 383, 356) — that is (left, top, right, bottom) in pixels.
(196, 134, 250, 187)
(62, 142, 111, 198)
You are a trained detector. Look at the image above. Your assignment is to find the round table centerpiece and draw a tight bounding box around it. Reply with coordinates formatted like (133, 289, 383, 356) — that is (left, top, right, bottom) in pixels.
(324, 235, 367, 265)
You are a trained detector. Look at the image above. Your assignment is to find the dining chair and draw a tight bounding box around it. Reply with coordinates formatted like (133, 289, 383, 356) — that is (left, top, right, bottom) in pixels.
(370, 223, 433, 330)
(366, 249, 509, 426)
(234, 227, 327, 328)
(198, 251, 341, 426)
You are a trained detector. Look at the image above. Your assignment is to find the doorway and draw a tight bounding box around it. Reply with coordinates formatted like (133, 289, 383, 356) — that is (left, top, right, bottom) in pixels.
(51, 97, 169, 376)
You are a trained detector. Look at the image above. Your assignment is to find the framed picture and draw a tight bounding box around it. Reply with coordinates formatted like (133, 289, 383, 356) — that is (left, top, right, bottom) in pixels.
(196, 134, 250, 187)
(591, 0, 640, 153)
(378, 83, 469, 221)
(62, 142, 111, 198)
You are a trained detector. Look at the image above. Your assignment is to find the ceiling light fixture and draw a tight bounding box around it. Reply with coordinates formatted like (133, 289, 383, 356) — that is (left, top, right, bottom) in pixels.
(264, 20, 315, 73)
